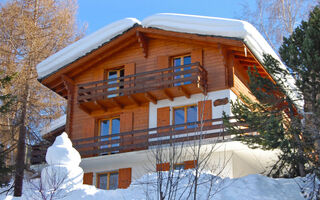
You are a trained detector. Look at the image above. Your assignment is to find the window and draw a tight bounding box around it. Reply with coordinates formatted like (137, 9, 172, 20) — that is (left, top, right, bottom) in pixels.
(173, 55, 191, 86)
(99, 117, 120, 154)
(173, 105, 197, 130)
(105, 68, 124, 98)
(173, 163, 185, 170)
(97, 171, 119, 190)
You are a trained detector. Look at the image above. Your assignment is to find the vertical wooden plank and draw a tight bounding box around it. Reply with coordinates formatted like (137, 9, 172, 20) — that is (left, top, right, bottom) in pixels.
(83, 172, 93, 185)
(120, 112, 133, 152)
(184, 160, 197, 169)
(118, 168, 132, 189)
(156, 163, 170, 171)
(191, 49, 203, 65)
(198, 100, 212, 126)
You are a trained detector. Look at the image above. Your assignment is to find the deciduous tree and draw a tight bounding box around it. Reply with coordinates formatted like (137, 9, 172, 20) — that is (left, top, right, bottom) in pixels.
(0, 0, 85, 196)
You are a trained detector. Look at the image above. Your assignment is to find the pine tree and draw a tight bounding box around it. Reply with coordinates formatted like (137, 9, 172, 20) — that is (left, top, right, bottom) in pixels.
(224, 5, 320, 179)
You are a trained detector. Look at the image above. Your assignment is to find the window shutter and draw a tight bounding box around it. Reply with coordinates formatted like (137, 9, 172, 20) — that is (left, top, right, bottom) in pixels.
(124, 63, 136, 92)
(118, 168, 132, 189)
(157, 107, 170, 133)
(83, 172, 93, 185)
(198, 100, 212, 126)
(120, 112, 133, 152)
(156, 163, 170, 171)
(157, 56, 169, 69)
(184, 160, 197, 170)
(191, 49, 203, 66)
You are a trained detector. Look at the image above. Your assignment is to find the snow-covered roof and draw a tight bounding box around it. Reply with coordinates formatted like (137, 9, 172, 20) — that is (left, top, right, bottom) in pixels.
(36, 13, 301, 109)
(41, 115, 66, 136)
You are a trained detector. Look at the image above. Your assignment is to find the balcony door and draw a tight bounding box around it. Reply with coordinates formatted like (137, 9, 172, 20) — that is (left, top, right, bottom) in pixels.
(173, 55, 191, 86)
(105, 68, 124, 98)
(99, 117, 120, 154)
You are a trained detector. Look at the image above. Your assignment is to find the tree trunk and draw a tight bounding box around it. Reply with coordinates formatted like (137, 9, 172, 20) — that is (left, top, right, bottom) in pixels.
(13, 84, 28, 197)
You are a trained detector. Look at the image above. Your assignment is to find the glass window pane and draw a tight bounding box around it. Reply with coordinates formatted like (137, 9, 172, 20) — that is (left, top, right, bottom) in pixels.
(100, 120, 110, 154)
(174, 58, 181, 66)
(174, 164, 185, 170)
(174, 108, 185, 130)
(108, 70, 120, 98)
(99, 174, 108, 189)
(183, 56, 191, 65)
(187, 106, 197, 128)
(183, 56, 192, 84)
(100, 120, 110, 137)
(111, 118, 120, 153)
(174, 58, 182, 86)
(109, 173, 118, 190)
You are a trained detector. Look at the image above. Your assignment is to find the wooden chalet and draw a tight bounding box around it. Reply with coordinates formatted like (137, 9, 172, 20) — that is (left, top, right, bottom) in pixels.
(33, 13, 281, 190)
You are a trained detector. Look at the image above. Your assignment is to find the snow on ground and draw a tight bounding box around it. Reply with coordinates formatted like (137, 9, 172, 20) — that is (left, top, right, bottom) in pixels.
(2, 129, 316, 200)
(1, 171, 314, 200)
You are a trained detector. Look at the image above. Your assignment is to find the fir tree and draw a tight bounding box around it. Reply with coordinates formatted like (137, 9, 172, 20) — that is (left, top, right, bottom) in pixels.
(224, 5, 320, 179)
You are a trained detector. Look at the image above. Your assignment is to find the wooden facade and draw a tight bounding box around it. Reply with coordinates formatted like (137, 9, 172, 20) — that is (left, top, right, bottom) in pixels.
(34, 25, 274, 189)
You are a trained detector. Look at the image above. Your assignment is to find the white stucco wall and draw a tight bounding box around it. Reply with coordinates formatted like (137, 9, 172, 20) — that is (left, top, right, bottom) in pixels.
(149, 89, 236, 129)
(79, 141, 278, 186)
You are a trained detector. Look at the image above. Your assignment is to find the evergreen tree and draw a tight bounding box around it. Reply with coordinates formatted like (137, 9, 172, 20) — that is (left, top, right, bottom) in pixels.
(0, 71, 15, 186)
(224, 5, 320, 179)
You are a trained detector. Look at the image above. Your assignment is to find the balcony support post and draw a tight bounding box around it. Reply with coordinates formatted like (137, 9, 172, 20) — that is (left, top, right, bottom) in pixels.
(61, 74, 75, 137)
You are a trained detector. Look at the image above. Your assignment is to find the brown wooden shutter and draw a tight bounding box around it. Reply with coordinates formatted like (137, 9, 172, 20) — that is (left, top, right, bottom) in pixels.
(83, 172, 93, 185)
(124, 63, 136, 93)
(191, 49, 203, 65)
(120, 112, 133, 152)
(157, 107, 170, 133)
(157, 56, 169, 69)
(118, 168, 132, 189)
(156, 163, 170, 171)
(198, 100, 212, 126)
(184, 160, 197, 170)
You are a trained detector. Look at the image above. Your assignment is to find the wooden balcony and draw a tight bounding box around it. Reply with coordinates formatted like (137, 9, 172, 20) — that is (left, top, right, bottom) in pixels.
(30, 118, 252, 164)
(77, 62, 207, 112)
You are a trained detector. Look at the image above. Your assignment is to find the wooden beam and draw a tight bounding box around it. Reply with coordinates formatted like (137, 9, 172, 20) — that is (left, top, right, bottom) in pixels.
(239, 60, 260, 66)
(94, 100, 108, 112)
(78, 104, 91, 115)
(145, 92, 157, 104)
(112, 98, 124, 109)
(61, 74, 75, 86)
(234, 55, 257, 62)
(163, 89, 173, 101)
(136, 31, 148, 58)
(128, 95, 140, 106)
(178, 86, 191, 98)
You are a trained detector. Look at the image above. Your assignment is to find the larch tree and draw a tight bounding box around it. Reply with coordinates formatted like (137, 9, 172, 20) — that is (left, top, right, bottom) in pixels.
(0, 0, 85, 196)
(238, 0, 317, 51)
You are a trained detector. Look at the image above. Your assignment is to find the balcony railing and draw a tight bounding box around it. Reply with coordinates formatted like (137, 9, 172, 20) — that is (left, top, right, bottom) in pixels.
(77, 62, 207, 106)
(30, 117, 252, 164)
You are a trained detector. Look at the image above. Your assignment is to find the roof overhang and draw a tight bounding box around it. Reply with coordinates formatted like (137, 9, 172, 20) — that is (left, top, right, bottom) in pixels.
(36, 13, 302, 109)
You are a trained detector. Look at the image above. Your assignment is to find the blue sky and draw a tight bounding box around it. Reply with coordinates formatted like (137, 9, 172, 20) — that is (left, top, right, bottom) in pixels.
(78, 0, 254, 34)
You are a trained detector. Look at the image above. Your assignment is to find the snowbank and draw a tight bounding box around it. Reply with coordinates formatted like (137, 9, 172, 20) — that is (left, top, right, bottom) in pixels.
(2, 171, 316, 200)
